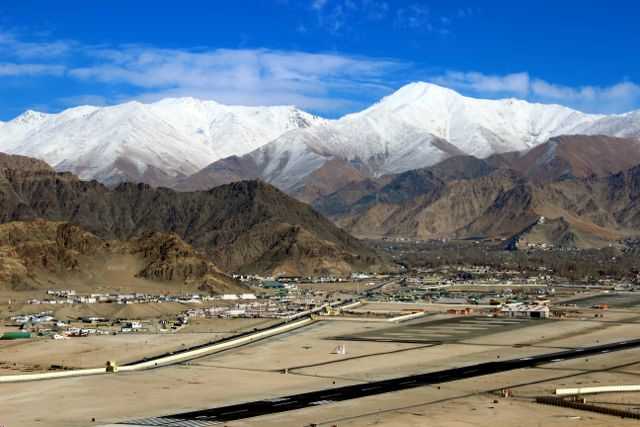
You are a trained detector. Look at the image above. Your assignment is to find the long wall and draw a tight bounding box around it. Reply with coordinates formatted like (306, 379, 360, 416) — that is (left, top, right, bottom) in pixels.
(0, 317, 313, 383)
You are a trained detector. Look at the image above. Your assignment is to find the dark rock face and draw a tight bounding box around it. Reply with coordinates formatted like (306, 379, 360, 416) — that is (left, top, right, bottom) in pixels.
(0, 166, 390, 275)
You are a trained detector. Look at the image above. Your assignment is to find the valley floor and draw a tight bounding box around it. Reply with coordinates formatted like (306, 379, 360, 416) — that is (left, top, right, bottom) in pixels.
(3, 309, 640, 426)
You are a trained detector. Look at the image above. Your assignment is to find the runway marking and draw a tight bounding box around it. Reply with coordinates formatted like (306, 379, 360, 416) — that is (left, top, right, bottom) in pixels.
(120, 418, 221, 426)
(311, 400, 335, 405)
(120, 338, 640, 425)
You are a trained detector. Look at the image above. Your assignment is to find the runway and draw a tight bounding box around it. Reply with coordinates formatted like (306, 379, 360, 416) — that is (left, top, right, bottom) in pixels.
(120, 338, 640, 426)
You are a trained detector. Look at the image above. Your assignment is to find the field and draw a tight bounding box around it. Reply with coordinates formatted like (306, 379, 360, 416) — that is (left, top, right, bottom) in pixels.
(2, 301, 640, 426)
(0, 318, 272, 374)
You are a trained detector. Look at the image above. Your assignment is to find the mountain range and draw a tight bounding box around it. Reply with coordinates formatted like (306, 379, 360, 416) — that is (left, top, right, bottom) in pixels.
(2, 82, 640, 192)
(0, 98, 323, 186)
(3, 82, 640, 256)
(0, 154, 391, 279)
(310, 135, 640, 249)
(204, 82, 640, 193)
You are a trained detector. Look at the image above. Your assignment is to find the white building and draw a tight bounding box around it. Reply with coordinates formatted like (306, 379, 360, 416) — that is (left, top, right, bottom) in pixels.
(501, 303, 550, 319)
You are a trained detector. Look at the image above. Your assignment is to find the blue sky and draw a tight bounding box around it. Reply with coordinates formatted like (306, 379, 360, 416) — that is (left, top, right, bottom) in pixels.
(0, 0, 639, 119)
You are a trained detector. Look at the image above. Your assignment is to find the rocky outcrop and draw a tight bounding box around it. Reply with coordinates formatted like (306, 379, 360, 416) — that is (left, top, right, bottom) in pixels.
(0, 165, 392, 275)
(0, 153, 54, 173)
(310, 139, 640, 247)
(0, 220, 241, 291)
(486, 135, 640, 182)
(130, 232, 224, 282)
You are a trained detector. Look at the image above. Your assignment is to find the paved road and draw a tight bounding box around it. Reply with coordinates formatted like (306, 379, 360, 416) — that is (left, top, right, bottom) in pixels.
(121, 338, 640, 426)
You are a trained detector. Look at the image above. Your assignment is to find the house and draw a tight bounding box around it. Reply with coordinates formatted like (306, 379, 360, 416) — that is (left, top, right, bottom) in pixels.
(501, 303, 550, 319)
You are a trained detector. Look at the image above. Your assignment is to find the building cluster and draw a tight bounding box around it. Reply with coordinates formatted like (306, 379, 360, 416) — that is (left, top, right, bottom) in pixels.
(183, 300, 311, 319)
(10, 312, 57, 326)
(7, 311, 149, 338)
(25, 290, 258, 306)
(235, 273, 376, 285)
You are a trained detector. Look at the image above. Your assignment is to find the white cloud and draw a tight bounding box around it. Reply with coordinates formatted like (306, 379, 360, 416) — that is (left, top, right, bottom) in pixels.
(69, 47, 402, 112)
(432, 70, 640, 113)
(0, 63, 65, 76)
(307, 0, 391, 35)
(57, 94, 109, 107)
(360, 0, 390, 21)
(0, 31, 73, 59)
(2, 28, 639, 115)
(433, 71, 530, 97)
(531, 79, 640, 114)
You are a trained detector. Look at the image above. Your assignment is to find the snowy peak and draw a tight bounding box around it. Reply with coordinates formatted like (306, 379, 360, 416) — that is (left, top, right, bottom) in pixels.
(2, 83, 640, 191)
(11, 109, 51, 124)
(342, 82, 620, 158)
(229, 82, 640, 192)
(0, 98, 325, 186)
(372, 81, 462, 109)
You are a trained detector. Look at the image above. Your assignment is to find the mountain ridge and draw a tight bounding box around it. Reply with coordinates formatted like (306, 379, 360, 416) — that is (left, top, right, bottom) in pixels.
(184, 82, 640, 193)
(3, 82, 640, 191)
(0, 164, 391, 276)
(310, 135, 640, 248)
(0, 98, 324, 186)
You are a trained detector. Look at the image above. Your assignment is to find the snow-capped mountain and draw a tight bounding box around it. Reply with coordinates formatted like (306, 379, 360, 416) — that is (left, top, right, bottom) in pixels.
(227, 82, 640, 191)
(0, 98, 323, 185)
(2, 82, 640, 190)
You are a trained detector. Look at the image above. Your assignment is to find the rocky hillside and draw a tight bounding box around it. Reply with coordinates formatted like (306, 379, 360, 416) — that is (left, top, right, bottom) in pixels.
(0, 152, 54, 172)
(0, 165, 390, 276)
(176, 83, 640, 195)
(310, 137, 640, 248)
(0, 220, 240, 292)
(486, 135, 640, 182)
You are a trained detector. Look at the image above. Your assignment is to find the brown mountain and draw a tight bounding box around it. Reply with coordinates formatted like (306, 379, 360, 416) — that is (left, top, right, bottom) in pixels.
(335, 169, 522, 240)
(303, 135, 640, 246)
(291, 158, 370, 204)
(487, 135, 640, 182)
(461, 167, 640, 245)
(314, 155, 501, 219)
(0, 152, 54, 172)
(310, 140, 640, 247)
(506, 217, 616, 250)
(0, 220, 241, 292)
(315, 136, 640, 218)
(0, 166, 390, 276)
(173, 155, 259, 191)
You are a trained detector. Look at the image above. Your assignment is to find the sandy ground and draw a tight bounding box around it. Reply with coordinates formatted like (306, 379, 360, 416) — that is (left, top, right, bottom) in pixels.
(1, 362, 356, 426)
(0, 333, 224, 372)
(3, 314, 640, 427)
(0, 318, 271, 373)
